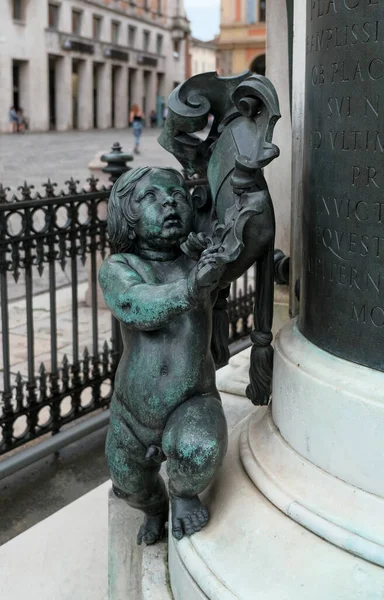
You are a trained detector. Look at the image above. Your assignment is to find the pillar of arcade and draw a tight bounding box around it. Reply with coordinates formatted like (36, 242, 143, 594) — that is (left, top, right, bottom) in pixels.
(168, 0, 384, 597)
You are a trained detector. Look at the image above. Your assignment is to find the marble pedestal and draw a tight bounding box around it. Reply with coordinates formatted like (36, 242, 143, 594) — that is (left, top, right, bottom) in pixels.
(169, 321, 384, 598)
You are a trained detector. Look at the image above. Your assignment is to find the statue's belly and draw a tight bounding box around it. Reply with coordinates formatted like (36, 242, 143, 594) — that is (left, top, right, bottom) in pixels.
(114, 315, 217, 429)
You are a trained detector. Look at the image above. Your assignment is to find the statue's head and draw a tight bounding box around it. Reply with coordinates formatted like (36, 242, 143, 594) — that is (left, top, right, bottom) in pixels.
(108, 167, 193, 254)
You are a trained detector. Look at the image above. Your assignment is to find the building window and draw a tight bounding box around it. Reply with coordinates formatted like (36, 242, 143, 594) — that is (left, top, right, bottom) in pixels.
(128, 25, 136, 47)
(143, 30, 150, 52)
(246, 0, 257, 24)
(93, 15, 102, 40)
(173, 39, 180, 58)
(156, 34, 163, 55)
(157, 0, 162, 14)
(72, 9, 82, 34)
(13, 0, 23, 20)
(111, 21, 120, 44)
(259, 0, 266, 22)
(144, 0, 149, 11)
(48, 3, 60, 30)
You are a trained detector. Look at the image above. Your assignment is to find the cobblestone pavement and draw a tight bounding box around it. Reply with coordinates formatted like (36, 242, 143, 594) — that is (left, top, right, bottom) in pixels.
(0, 127, 181, 194)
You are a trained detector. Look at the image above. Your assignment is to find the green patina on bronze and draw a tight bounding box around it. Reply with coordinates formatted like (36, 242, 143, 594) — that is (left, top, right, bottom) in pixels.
(99, 73, 280, 546)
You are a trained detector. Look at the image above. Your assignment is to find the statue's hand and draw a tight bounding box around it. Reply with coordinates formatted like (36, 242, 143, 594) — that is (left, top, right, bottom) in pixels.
(195, 247, 226, 289)
(180, 232, 208, 260)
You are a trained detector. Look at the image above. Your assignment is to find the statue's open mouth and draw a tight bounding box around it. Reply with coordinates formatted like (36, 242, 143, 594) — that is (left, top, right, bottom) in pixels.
(164, 214, 182, 226)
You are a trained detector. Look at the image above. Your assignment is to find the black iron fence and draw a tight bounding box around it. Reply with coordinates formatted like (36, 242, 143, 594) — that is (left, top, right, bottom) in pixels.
(0, 175, 257, 456)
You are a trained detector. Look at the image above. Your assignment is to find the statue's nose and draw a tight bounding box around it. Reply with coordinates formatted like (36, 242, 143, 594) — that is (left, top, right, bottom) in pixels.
(162, 196, 177, 207)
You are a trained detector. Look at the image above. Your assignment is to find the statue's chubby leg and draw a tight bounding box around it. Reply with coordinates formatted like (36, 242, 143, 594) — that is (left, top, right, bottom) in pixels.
(106, 400, 169, 545)
(162, 394, 228, 540)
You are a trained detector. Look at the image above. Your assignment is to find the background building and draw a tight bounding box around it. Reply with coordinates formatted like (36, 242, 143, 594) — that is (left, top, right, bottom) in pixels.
(190, 37, 216, 77)
(217, 0, 266, 76)
(0, 0, 190, 132)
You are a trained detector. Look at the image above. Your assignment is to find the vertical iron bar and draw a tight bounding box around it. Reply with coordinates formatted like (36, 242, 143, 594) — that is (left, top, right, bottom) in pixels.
(232, 278, 237, 303)
(0, 265, 13, 449)
(91, 251, 98, 360)
(48, 206, 60, 433)
(243, 269, 248, 297)
(0, 258, 11, 394)
(243, 269, 249, 334)
(48, 211, 58, 381)
(24, 207, 37, 436)
(71, 247, 79, 366)
(70, 201, 80, 415)
(90, 200, 100, 406)
(25, 263, 35, 382)
(49, 269, 58, 374)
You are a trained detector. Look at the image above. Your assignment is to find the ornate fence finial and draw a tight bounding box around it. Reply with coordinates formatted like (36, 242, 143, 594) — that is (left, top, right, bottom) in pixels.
(86, 174, 99, 192)
(18, 182, 35, 201)
(65, 177, 80, 195)
(42, 179, 58, 198)
(0, 184, 10, 204)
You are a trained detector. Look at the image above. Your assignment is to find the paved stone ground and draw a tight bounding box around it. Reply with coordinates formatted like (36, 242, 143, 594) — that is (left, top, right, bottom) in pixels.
(0, 127, 181, 194)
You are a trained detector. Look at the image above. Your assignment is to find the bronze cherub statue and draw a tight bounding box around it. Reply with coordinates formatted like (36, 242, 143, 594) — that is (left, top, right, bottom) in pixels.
(99, 72, 280, 545)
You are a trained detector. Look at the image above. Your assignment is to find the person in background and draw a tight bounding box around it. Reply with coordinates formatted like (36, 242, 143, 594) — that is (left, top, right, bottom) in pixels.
(129, 104, 144, 155)
(150, 110, 157, 128)
(9, 107, 18, 133)
(16, 108, 26, 133)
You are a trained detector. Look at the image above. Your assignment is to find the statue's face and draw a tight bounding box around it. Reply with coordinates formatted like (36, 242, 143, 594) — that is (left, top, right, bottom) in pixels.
(134, 170, 193, 250)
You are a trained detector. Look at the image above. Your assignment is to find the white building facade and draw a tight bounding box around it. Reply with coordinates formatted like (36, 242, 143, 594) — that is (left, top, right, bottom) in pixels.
(190, 38, 216, 77)
(0, 0, 190, 132)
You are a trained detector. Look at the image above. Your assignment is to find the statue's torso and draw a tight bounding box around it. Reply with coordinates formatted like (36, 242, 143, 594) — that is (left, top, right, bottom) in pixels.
(113, 254, 218, 432)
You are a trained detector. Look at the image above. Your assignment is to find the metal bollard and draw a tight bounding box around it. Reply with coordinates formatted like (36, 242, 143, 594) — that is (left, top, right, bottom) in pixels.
(100, 142, 134, 184)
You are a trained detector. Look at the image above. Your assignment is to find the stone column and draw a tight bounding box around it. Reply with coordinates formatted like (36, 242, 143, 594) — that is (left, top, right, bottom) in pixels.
(114, 66, 128, 129)
(97, 62, 112, 129)
(130, 68, 144, 110)
(289, 0, 306, 316)
(0, 55, 12, 133)
(55, 55, 72, 131)
(264, 0, 292, 257)
(146, 70, 157, 122)
(78, 59, 93, 130)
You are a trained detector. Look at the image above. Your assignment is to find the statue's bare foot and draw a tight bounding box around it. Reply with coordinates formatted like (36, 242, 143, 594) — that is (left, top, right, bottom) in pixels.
(137, 513, 167, 546)
(171, 495, 209, 540)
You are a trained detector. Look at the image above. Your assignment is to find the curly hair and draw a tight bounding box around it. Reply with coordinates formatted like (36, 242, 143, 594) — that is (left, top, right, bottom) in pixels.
(107, 167, 188, 254)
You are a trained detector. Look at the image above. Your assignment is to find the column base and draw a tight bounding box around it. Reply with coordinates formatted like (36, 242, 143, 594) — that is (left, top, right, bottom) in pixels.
(169, 320, 384, 598)
(169, 414, 384, 599)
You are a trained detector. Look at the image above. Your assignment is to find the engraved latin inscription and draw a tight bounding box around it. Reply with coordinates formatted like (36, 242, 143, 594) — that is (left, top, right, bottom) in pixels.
(302, 0, 384, 369)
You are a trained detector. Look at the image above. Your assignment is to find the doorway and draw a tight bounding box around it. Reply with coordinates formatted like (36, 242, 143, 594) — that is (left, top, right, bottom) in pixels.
(48, 57, 57, 129)
(72, 60, 79, 129)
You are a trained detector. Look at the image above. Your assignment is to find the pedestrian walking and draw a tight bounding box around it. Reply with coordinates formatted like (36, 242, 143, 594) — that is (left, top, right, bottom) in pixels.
(129, 104, 144, 155)
(9, 107, 18, 133)
(150, 110, 157, 128)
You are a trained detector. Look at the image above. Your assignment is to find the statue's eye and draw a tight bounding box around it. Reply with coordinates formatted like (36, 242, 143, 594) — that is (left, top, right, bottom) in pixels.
(144, 191, 156, 201)
(173, 191, 186, 202)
